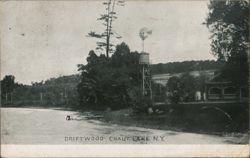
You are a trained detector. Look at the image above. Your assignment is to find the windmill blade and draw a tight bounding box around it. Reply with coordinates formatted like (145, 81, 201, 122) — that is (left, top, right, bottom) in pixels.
(147, 30, 152, 35)
(139, 27, 152, 40)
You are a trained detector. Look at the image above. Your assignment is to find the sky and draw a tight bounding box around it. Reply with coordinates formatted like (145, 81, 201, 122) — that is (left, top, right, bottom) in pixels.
(1, 0, 215, 85)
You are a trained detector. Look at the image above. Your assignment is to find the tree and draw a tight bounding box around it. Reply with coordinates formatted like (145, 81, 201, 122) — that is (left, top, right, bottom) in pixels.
(195, 72, 208, 94)
(111, 42, 130, 67)
(180, 73, 196, 101)
(166, 73, 208, 103)
(205, 0, 249, 86)
(166, 76, 184, 104)
(1, 75, 16, 102)
(87, 0, 125, 58)
(77, 42, 142, 110)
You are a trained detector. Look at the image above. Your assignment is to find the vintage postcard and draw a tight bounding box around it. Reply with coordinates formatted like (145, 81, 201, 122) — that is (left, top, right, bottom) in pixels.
(1, 0, 249, 157)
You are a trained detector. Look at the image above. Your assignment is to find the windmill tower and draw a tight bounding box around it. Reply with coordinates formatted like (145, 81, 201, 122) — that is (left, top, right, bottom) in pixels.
(139, 27, 152, 99)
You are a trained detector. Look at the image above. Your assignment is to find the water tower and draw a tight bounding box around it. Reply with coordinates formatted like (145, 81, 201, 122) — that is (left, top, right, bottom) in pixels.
(139, 28, 152, 99)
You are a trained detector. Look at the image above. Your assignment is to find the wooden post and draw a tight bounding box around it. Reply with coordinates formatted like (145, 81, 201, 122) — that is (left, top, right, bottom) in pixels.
(5, 93, 8, 102)
(239, 87, 242, 101)
(142, 66, 145, 96)
(60, 92, 64, 102)
(40, 93, 43, 102)
(221, 87, 224, 99)
(10, 92, 13, 103)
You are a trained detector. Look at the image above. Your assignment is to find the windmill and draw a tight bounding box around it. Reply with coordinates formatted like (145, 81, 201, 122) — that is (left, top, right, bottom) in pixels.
(139, 27, 152, 52)
(138, 27, 153, 99)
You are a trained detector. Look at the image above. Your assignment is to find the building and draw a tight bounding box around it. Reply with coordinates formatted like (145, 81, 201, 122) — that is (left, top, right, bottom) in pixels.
(152, 70, 216, 102)
(205, 80, 248, 101)
(152, 69, 248, 102)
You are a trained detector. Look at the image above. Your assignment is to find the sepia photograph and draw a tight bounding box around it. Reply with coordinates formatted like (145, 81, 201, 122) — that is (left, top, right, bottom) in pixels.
(1, 0, 249, 157)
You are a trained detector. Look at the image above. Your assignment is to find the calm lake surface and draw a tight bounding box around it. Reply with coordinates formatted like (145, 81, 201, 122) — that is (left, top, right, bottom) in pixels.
(1, 107, 247, 144)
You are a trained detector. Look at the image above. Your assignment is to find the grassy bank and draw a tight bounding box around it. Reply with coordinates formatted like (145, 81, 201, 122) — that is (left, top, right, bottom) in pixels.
(100, 102, 249, 135)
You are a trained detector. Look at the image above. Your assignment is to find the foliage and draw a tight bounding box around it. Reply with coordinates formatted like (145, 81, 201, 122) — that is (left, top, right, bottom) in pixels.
(87, 0, 125, 57)
(152, 82, 167, 102)
(195, 72, 208, 93)
(77, 42, 142, 110)
(166, 73, 207, 103)
(1, 75, 17, 103)
(1, 74, 80, 107)
(1, 75, 16, 94)
(205, 0, 249, 86)
(166, 76, 184, 104)
(179, 73, 197, 101)
(132, 96, 153, 114)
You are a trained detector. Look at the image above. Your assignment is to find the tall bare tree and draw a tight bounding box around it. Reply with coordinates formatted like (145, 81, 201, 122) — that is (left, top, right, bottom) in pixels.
(88, 0, 125, 58)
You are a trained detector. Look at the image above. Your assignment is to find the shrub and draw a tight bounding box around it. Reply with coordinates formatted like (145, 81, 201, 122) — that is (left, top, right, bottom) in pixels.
(132, 96, 153, 114)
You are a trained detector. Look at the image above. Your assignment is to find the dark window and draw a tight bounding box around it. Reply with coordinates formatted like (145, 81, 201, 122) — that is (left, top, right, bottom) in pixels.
(209, 87, 221, 95)
(224, 87, 236, 94)
(241, 87, 249, 97)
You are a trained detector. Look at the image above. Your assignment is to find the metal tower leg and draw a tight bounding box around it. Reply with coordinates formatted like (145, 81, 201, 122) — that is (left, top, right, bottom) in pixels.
(142, 65, 152, 100)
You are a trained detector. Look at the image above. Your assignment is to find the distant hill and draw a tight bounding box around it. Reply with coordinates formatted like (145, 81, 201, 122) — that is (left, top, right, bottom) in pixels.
(20, 60, 222, 87)
(43, 74, 81, 88)
(151, 60, 223, 74)
(7, 74, 82, 107)
(32, 60, 223, 87)
(39, 60, 222, 88)
(152, 70, 216, 86)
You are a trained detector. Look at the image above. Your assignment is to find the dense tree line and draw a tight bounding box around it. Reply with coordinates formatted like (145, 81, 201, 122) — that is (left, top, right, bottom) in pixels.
(1, 74, 80, 107)
(151, 60, 223, 75)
